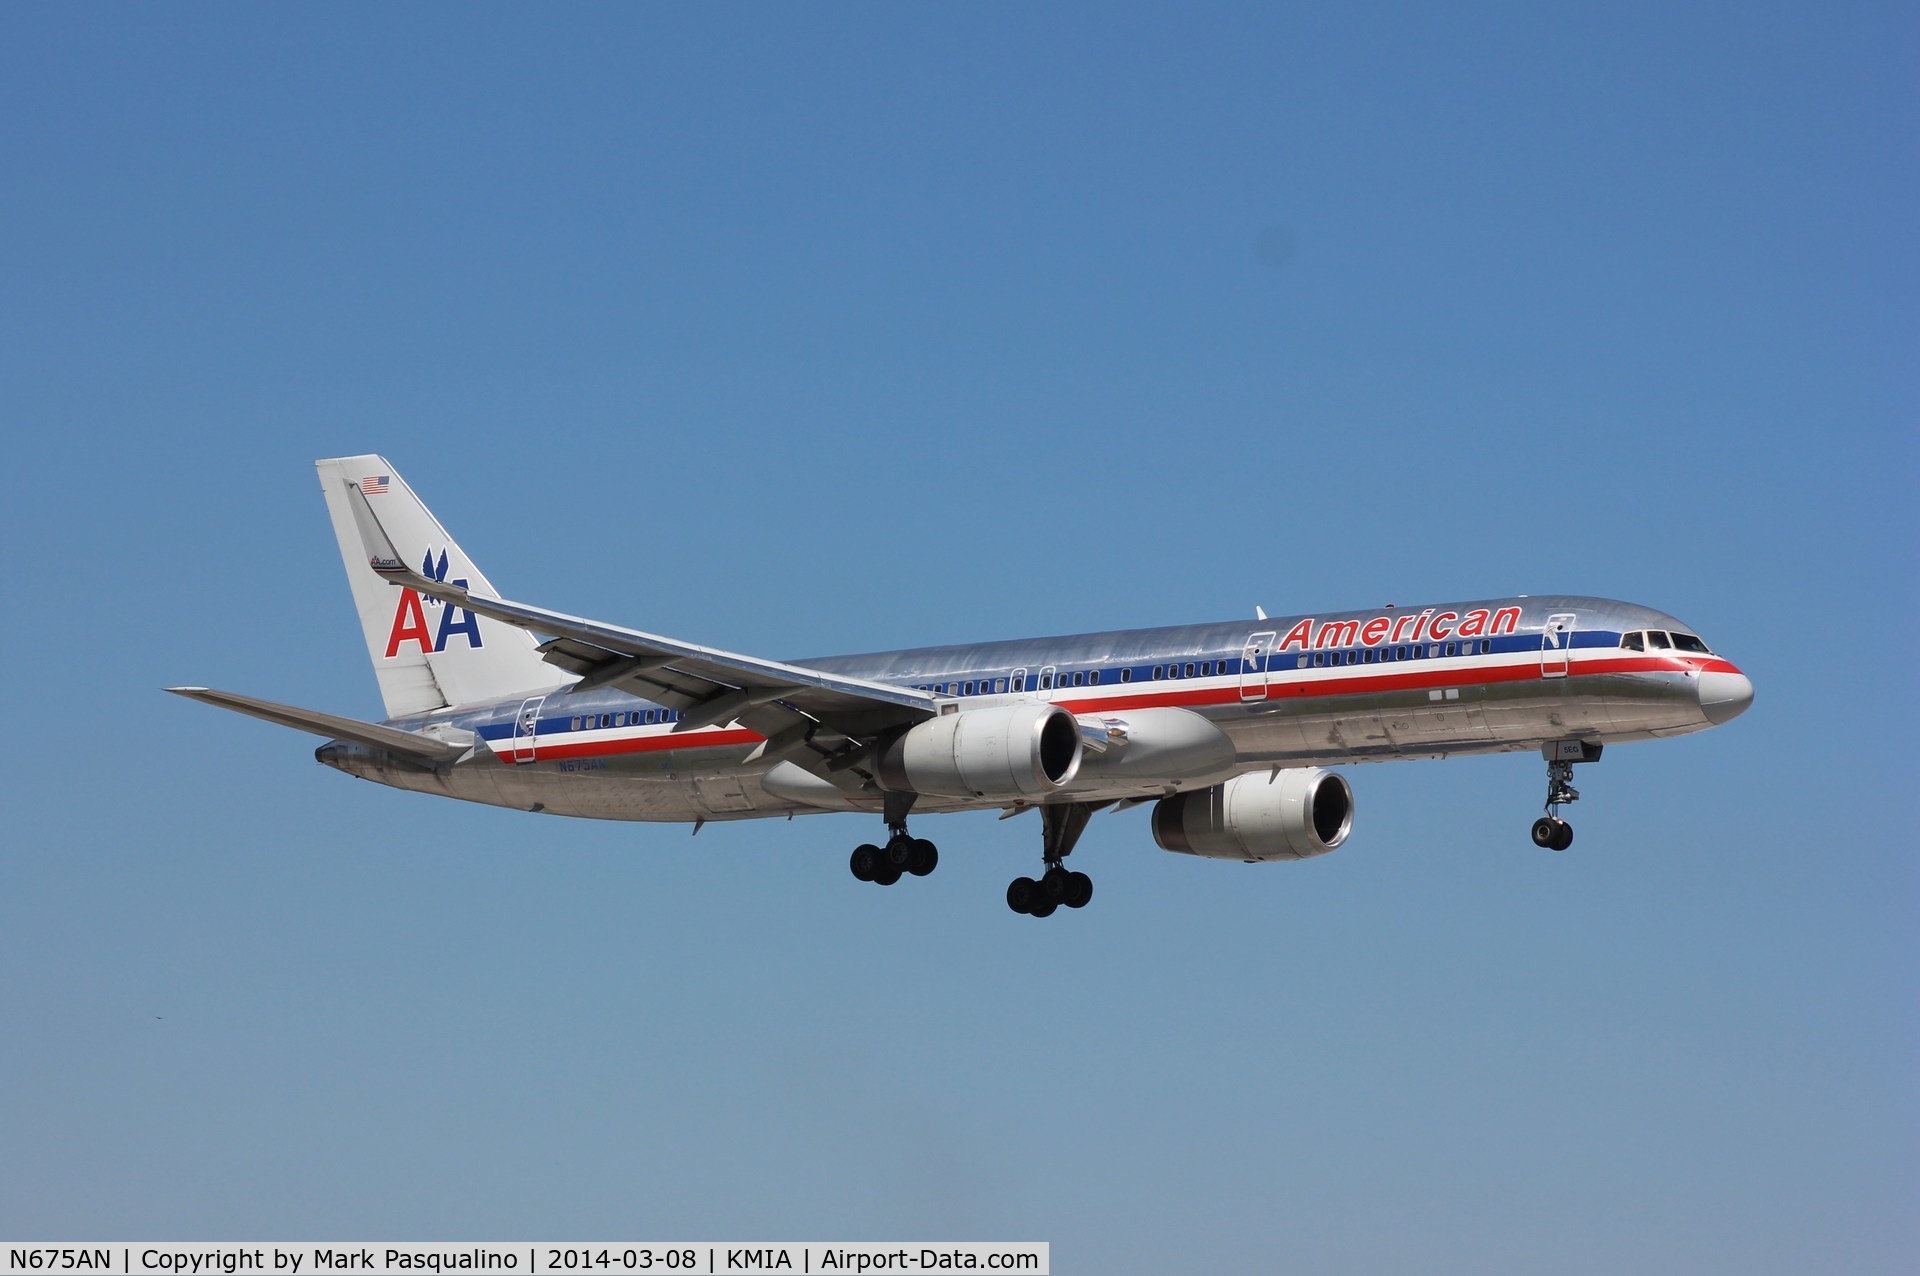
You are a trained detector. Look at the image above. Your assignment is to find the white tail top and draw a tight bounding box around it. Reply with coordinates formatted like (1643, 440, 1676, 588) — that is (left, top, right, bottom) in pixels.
(316, 455, 562, 717)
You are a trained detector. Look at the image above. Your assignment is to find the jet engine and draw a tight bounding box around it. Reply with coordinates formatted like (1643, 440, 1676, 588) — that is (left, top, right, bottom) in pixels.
(1151, 768, 1354, 862)
(875, 703, 1082, 799)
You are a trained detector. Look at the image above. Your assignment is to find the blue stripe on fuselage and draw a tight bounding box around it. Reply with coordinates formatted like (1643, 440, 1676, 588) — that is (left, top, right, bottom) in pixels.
(463, 628, 1627, 742)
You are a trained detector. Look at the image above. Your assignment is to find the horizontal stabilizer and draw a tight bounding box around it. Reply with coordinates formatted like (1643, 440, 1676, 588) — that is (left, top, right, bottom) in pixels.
(167, 687, 471, 764)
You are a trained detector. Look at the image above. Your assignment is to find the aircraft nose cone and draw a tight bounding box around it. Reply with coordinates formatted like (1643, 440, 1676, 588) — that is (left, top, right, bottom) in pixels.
(1698, 669, 1754, 725)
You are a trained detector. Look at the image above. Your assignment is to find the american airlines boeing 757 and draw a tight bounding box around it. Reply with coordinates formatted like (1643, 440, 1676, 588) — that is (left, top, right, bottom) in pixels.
(172, 456, 1753, 916)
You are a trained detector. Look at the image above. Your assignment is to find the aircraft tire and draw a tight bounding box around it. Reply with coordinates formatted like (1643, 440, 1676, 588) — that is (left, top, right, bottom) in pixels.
(850, 845, 880, 881)
(1531, 818, 1560, 848)
(1006, 877, 1036, 914)
(883, 836, 913, 869)
(1551, 820, 1574, 851)
(1039, 865, 1070, 901)
(1064, 871, 1093, 909)
(907, 839, 938, 876)
(1027, 895, 1059, 918)
(873, 861, 903, 887)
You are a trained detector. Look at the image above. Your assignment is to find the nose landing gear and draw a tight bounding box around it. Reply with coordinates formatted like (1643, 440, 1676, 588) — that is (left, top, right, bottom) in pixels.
(1532, 741, 1600, 851)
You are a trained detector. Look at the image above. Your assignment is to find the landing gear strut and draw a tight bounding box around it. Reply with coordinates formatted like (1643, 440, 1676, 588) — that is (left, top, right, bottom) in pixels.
(1007, 802, 1098, 917)
(849, 791, 938, 888)
(1531, 741, 1599, 851)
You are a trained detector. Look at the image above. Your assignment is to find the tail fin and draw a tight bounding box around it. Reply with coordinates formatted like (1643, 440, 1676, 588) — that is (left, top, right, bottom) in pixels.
(316, 455, 557, 717)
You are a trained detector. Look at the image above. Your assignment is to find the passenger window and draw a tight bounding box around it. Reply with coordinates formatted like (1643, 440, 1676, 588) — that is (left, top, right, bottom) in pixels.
(1647, 631, 1671, 649)
(1621, 631, 1644, 651)
(1119, 668, 1131, 683)
(1480, 639, 1491, 654)
(1184, 663, 1196, 678)
(1364, 649, 1376, 663)
(1152, 666, 1163, 680)
(1296, 655, 1309, 668)
(1012, 675, 1025, 692)
(1200, 661, 1213, 677)
(1313, 653, 1326, 667)
(962, 681, 973, 695)
(1089, 670, 1101, 685)
(1444, 642, 1456, 657)
(1040, 674, 1052, 689)
(995, 678, 1007, 693)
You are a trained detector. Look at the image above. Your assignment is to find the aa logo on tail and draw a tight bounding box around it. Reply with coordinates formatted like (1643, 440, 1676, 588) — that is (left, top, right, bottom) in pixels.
(384, 548, 484, 657)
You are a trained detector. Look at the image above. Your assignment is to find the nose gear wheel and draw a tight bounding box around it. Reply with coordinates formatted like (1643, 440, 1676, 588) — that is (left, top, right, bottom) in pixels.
(1531, 753, 1585, 851)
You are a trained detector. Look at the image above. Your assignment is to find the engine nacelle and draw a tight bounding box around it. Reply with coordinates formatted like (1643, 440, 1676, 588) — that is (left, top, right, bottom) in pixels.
(876, 703, 1082, 799)
(1151, 768, 1354, 862)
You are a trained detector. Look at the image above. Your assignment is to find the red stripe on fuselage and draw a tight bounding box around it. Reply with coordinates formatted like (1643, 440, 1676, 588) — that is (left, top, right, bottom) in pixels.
(495, 653, 1740, 762)
(506, 727, 762, 763)
(1051, 653, 1737, 714)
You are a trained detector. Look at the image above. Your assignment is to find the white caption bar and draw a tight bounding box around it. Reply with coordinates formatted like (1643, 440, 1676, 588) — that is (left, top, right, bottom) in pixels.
(1, 1245, 1047, 1276)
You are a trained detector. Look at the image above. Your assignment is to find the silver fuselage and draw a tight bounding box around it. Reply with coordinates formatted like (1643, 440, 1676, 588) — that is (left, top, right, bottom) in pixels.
(314, 594, 1750, 825)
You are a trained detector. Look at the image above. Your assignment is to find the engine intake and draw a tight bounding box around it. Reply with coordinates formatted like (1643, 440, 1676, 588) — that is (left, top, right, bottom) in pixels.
(876, 703, 1082, 799)
(1152, 768, 1354, 861)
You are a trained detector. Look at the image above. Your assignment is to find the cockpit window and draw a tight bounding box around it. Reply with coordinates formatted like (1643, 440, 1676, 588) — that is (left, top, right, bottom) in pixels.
(1646, 630, 1671, 649)
(1621, 631, 1644, 651)
(1670, 632, 1711, 654)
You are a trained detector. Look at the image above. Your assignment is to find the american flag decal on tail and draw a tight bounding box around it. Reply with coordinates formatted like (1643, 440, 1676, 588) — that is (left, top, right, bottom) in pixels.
(362, 475, 390, 494)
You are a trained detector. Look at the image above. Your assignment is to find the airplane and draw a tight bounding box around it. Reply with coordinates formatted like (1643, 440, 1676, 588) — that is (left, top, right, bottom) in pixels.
(171, 455, 1753, 917)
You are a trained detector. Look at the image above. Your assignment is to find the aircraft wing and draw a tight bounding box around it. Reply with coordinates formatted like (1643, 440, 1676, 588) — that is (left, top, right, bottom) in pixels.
(346, 483, 936, 769)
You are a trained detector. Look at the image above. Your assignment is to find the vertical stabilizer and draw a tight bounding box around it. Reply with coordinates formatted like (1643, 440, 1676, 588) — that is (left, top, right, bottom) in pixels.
(316, 455, 558, 717)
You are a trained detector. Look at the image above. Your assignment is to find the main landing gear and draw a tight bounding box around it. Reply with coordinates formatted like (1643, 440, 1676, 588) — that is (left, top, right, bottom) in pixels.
(1531, 741, 1601, 851)
(1007, 802, 1098, 918)
(848, 792, 939, 888)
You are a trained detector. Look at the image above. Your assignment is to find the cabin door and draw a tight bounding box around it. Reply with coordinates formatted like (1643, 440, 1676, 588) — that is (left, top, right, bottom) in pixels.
(1540, 614, 1577, 678)
(513, 695, 545, 763)
(1240, 630, 1277, 701)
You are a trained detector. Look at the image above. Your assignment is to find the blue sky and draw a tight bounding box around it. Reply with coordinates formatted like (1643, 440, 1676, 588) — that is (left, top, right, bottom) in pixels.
(2, 4, 1914, 1270)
